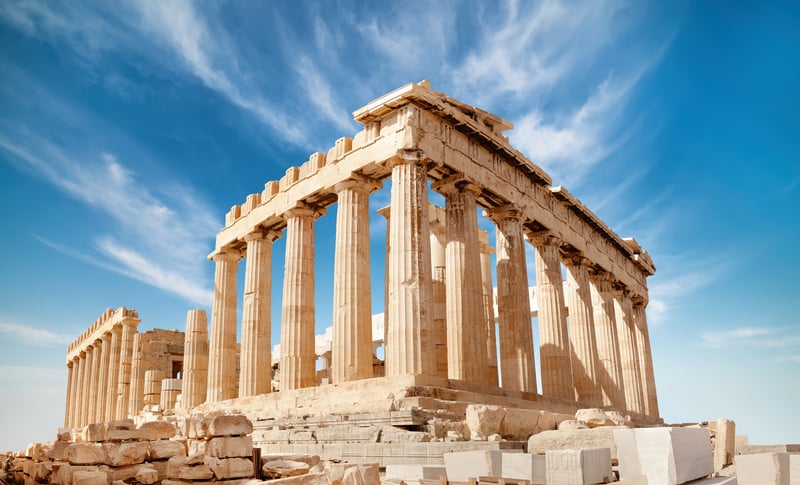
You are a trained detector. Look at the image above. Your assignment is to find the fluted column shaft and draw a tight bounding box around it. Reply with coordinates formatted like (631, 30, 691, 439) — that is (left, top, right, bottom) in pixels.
(385, 152, 435, 376)
(115, 321, 136, 419)
(240, 231, 279, 396)
(74, 354, 84, 427)
(564, 257, 602, 405)
(96, 332, 112, 423)
(332, 178, 380, 383)
(128, 333, 145, 416)
(430, 218, 448, 378)
(480, 234, 499, 386)
(69, 357, 81, 427)
(105, 325, 121, 420)
(184, 309, 209, 408)
(64, 361, 75, 427)
(614, 289, 645, 415)
(632, 298, 659, 417)
(531, 234, 574, 400)
(87, 339, 102, 424)
(207, 251, 240, 402)
(488, 207, 536, 393)
(589, 274, 625, 408)
(81, 347, 93, 425)
(436, 180, 487, 381)
(281, 206, 321, 391)
(143, 370, 165, 406)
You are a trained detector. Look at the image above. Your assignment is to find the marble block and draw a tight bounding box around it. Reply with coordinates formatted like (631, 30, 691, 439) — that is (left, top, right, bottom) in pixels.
(614, 428, 713, 485)
(500, 453, 546, 484)
(545, 448, 613, 485)
(736, 452, 795, 485)
(443, 450, 520, 482)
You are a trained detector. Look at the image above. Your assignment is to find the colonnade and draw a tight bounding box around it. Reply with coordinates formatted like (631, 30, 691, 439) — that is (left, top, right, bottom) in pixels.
(64, 308, 140, 428)
(204, 153, 658, 418)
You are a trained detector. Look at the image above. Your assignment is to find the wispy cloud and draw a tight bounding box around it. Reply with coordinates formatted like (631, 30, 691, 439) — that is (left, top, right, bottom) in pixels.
(0, 323, 72, 347)
(700, 326, 800, 357)
(648, 267, 720, 326)
(0, 132, 215, 306)
(700, 327, 777, 349)
(295, 56, 356, 133)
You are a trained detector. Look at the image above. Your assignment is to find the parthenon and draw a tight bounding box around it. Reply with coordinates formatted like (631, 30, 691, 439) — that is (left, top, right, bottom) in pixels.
(63, 80, 659, 437)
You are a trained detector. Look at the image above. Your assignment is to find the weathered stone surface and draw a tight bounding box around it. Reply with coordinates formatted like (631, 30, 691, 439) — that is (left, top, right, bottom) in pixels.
(191, 415, 253, 438)
(263, 459, 311, 479)
(358, 463, 380, 485)
(575, 408, 616, 428)
(614, 427, 713, 484)
(444, 450, 521, 482)
(501, 453, 546, 485)
(49, 440, 71, 461)
(466, 405, 505, 440)
(736, 452, 793, 485)
(708, 419, 735, 472)
(528, 428, 622, 459)
(386, 464, 446, 483)
(31, 461, 53, 482)
(343, 465, 365, 485)
(545, 448, 613, 485)
(167, 453, 211, 480)
(137, 420, 177, 440)
(135, 465, 160, 484)
(104, 441, 149, 466)
(261, 453, 321, 469)
(558, 420, 589, 431)
(57, 428, 72, 441)
(106, 462, 167, 482)
(72, 470, 108, 485)
(148, 439, 187, 460)
(207, 435, 253, 458)
(67, 443, 106, 465)
(263, 472, 329, 485)
(50, 463, 99, 485)
(206, 456, 255, 479)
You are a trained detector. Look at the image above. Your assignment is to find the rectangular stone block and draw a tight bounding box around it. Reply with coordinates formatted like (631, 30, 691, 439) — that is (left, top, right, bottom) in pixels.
(708, 419, 735, 471)
(545, 448, 613, 485)
(66, 443, 106, 465)
(736, 452, 792, 485)
(71, 470, 108, 485)
(614, 427, 713, 484)
(191, 415, 253, 438)
(205, 456, 255, 480)
(443, 450, 508, 482)
(148, 440, 187, 460)
(137, 420, 176, 440)
(207, 436, 253, 458)
(385, 464, 447, 484)
(501, 453, 546, 484)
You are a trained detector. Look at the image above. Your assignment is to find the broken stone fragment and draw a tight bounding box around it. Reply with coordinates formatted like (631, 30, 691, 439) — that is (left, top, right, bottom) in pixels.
(103, 441, 149, 467)
(71, 470, 108, 485)
(575, 408, 616, 427)
(205, 456, 255, 479)
(66, 443, 106, 465)
(263, 459, 311, 479)
(206, 435, 253, 458)
(147, 439, 187, 460)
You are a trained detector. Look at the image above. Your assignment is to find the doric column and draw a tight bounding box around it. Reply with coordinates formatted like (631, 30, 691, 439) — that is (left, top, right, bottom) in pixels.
(613, 287, 645, 415)
(81, 346, 94, 425)
(479, 231, 499, 386)
(160, 378, 181, 410)
(589, 271, 626, 408)
(281, 205, 323, 391)
(486, 206, 536, 393)
(64, 361, 75, 427)
(632, 296, 659, 417)
(183, 309, 209, 408)
(207, 250, 241, 402)
(530, 233, 574, 400)
(433, 177, 487, 381)
(377, 206, 391, 364)
(69, 356, 81, 427)
(429, 208, 448, 378)
(73, 353, 85, 427)
(96, 332, 112, 423)
(240, 230, 280, 397)
(332, 176, 381, 383)
(87, 338, 102, 424)
(128, 333, 145, 416)
(563, 256, 602, 405)
(115, 319, 137, 419)
(105, 324, 121, 420)
(385, 151, 435, 376)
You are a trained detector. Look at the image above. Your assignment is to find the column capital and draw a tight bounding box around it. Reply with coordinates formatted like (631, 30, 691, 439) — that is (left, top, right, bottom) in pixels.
(334, 173, 382, 195)
(283, 203, 326, 221)
(563, 253, 592, 268)
(526, 230, 561, 248)
(388, 149, 427, 167)
(484, 204, 524, 223)
(210, 249, 243, 263)
(611, 285, 631, 299)
(243, 228, 282, 244)
(431, 173, 481, 197)
(630, 293, 649, 307)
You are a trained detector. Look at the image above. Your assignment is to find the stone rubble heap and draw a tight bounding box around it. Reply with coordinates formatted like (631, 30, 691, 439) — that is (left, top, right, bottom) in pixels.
(3, 415, 381, 485)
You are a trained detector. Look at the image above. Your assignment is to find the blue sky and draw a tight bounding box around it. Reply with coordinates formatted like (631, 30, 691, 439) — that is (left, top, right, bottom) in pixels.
(1, 1, 798, 451)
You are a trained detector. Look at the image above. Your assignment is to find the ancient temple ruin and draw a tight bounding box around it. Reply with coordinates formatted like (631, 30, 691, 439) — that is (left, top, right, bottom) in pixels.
(64, 80, 659, 442)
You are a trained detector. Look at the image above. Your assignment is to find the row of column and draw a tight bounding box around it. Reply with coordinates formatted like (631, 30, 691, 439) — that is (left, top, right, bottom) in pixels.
(204, 150, 657, 418)
(64, 320, 138, 428)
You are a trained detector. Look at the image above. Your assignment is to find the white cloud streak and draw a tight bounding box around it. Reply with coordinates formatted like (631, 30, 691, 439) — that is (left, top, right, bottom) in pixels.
(0, 133, 215, 306)
(0, 323, 72, 347)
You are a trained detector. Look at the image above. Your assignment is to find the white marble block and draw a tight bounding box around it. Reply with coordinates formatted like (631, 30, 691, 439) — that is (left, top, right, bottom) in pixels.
(443, 450, 520, 482)
(614, 427, 713, 485)
(545, 448, 613, 485)
(501, 453, 546, 484)
(386, 464, 447, 484)
(736, 452, 795, 485)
